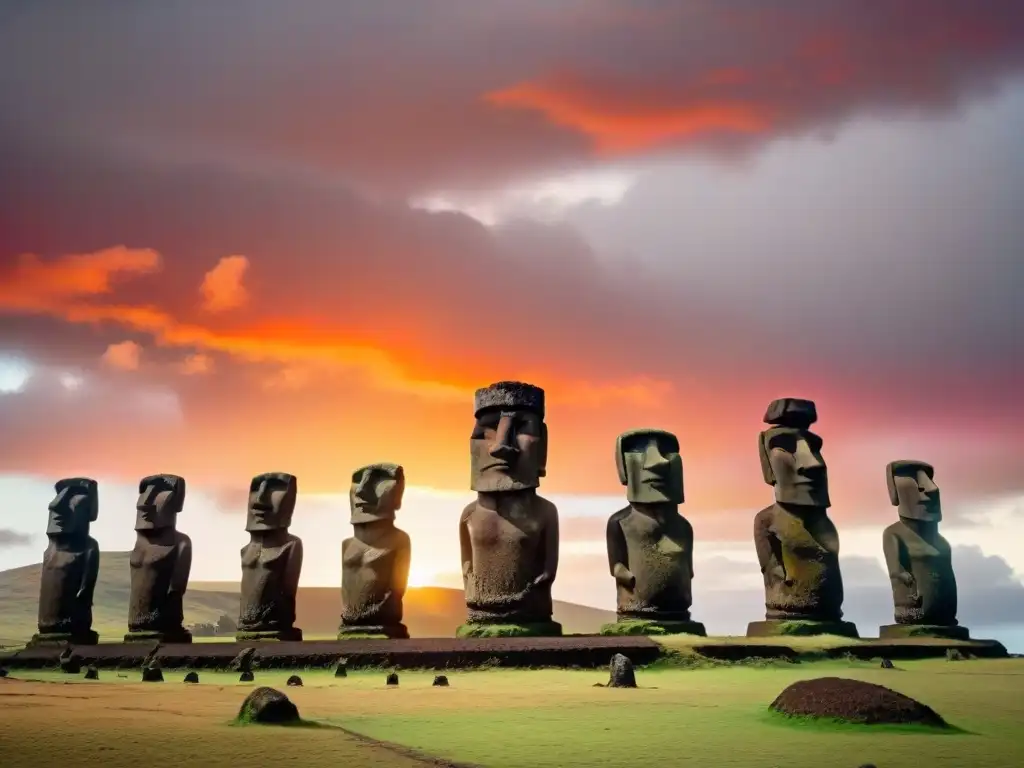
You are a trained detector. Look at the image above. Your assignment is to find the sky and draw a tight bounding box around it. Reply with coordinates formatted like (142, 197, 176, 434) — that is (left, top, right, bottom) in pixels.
(0, 1, 1022, 644)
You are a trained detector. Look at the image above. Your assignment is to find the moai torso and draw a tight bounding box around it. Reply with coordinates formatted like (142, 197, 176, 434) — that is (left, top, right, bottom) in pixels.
(610, 506, 693, 619)
(755, 504, 843, 620)
(129, 530, 190, 631)
(341, 527, 410, 625)
(239, 534, 302, 631)
(461, 492, 558, 621)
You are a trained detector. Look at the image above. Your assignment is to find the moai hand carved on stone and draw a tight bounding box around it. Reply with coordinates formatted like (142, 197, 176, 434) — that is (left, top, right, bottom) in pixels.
(338, 462, 411, 639)
(747, 398, 859, 638)
(601, 429, 706, 636)
(879, 461, 968, 640)
(33, 478, 101, 645)
(457, 381, 561, 637)
(126, 474, 193, 643)
(237, 472, 303, 641)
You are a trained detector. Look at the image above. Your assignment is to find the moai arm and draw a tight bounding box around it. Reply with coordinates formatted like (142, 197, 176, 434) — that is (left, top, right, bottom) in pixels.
(285, 537, 304, 602)
(606, 513, 633, 587)
(753, 511, 786, 583)
(393, 531, 412, 601)
(683, 518, 695, 581)
(883, 528, 914, 587)
(78, 539, 100, 602)
(171, 535, 193, 597)
(459, 503, 474, 582)
(536, 501, 559, 586)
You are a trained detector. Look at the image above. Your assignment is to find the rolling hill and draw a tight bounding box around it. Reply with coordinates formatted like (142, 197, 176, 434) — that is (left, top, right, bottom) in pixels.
(0, 552, 614, 645)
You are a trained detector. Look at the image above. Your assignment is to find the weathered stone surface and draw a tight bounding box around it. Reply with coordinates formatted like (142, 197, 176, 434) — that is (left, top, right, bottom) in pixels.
(37, 478, 101, 644)
(882, 461, 963, 637)
(127, 474, 193, 643)
(607, 653, 637, 688)
(769, 677, 948, 727)
(432, 675, 449, 687)
(751, 400, 852, 633)
(59, 649, 81, 674)
(237, 473, 304, 641)
(183, 671, 199, 683)
(239, 671, 255, 682)
(607, 429, 705, 632)
(340, 463, 411, 640)
(746, 619, 859, 638)
(286, 674, 303, 687)
(599, 619, 706, 637)
(237, 687, 299, 724)
(456, 621, 562, 638)
(229, 647, 256, 672)
(141, 662, 163, 682)
(83, 665, 99, 680)
(386, 671, 399, 686)
(461, 381, 560, 634)
(333, 660, 348, 677)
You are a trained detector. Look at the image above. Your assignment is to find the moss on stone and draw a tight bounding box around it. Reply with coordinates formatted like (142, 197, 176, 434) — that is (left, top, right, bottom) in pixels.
(455, 621, 563, 638)
(599, 619, 707, 637)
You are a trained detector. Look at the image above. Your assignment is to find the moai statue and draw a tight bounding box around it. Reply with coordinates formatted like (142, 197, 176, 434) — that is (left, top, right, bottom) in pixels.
(457, 381, 561, 637)
(236, 472, 304, 641)
(338, 463, 412, 639)
(601, 429, 706, 636)
(879, 461, 968, 640)
(32, 478, 101, 646)
(125, 474, 193, 643)
(747, 398, 859, 638)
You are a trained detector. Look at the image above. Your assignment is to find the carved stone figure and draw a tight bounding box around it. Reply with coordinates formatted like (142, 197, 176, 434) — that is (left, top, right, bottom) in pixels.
(125, 474, 193, 643)
(601, 429, 706, 636)
(32, 478, 101, 645)
(879, 461, 968, 639)
(237, 472, 303, 641)
(338, 462, 411, 639)
(747, 398, 859, 638)
(457, 381, 561, 637)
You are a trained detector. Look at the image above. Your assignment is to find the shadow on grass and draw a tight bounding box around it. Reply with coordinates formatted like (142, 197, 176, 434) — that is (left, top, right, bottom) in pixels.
(759, 709, 973, 736)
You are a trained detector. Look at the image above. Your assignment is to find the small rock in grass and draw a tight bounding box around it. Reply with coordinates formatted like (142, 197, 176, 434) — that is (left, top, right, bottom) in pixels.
(432, 675, 449, 687)
(83, 666, 99, 680)
(142, 661, 164, 682)
(59, 649, 81, 674)
(0, 667, 9, 678)
(333, 660, 348, 678)
(607, 653, 637, 688)
(946, 649, 964, 661)
(239, 671, 255, 682)
(286, 675, 303, 687)
(386, 672, 399, 686)
(237, 686, 300, 724)
(880, 658, 894, 669)
(230, 647, 257, 673)
(183, 671, 199, 684)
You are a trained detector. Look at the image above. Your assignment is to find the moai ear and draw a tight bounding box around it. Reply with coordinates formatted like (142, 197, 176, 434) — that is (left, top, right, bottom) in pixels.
(885, 462, 900, 506)
(758, 432, 775, 486)
(615, 433, 628, 486)
(537, 422, 548, 478)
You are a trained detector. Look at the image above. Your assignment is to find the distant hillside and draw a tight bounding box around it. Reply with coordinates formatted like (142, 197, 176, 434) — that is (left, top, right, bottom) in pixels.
(0, 552, 614, 645)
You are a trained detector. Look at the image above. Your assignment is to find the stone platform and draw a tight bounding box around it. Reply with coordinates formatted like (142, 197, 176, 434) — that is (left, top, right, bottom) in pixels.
(0, 633, 1008, 671)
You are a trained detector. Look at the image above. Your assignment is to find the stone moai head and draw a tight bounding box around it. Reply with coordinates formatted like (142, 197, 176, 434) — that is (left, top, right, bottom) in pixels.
(616, 429, 684, 505)
(470, 381, 547, 493)
(887, 460, 941, 523)
(350, 463, 405, 525)
(758, 398, 830, 508)
(47, 477, 98, 536)
(246, 472, 297, 532)
(135, 474, 185, 531)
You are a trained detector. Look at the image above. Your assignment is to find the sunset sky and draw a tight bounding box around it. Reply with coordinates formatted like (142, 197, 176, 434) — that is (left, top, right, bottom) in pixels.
(1, 2, 1022, 642)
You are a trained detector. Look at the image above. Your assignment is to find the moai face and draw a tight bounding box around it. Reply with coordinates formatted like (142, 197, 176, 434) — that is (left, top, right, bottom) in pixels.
(887, 460, 941, 523)
(246, 472, 297, 532)
(470, 381, 547, 493)
(616, 429, 684, 505)
(135, 474, 185, 531)
(759, 398, 830, 507)
(350, 463, 405, 525)
(46, 477, 98, 536)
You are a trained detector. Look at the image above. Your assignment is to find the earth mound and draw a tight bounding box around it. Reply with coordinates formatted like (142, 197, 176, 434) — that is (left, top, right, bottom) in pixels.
(770, 677, 948, 727)
(237, 687, 300, 725)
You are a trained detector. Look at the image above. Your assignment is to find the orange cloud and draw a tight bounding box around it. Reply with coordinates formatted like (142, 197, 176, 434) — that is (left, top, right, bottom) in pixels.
(200, 255, 249, 313)
(101, 340, 142, 371)
(485, 80, 773, 154)
(179, 352, 213, 376)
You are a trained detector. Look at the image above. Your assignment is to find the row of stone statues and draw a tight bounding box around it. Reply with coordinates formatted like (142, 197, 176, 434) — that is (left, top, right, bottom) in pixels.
(29, 382, 967, 646)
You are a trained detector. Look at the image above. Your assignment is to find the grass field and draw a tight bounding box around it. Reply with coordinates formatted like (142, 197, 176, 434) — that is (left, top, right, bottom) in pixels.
(3, 658, 1022, 767)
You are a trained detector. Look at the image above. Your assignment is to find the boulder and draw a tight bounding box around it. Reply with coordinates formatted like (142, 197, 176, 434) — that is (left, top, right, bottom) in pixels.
(607, 653, 637, 688)
(386, 672, 399, 686)
(83, 666, 99, 680)
(237, 686, 300, 725)
(769, 677, 948, 727)
(432, 675, 449, 687)
(183, 671, 199, 684)
(286, 675, 303, 687)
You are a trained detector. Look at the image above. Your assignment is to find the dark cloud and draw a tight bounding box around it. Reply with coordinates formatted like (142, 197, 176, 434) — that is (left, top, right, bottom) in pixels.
(0, 528, 33, 549)
(0, 1, 1022, 194)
